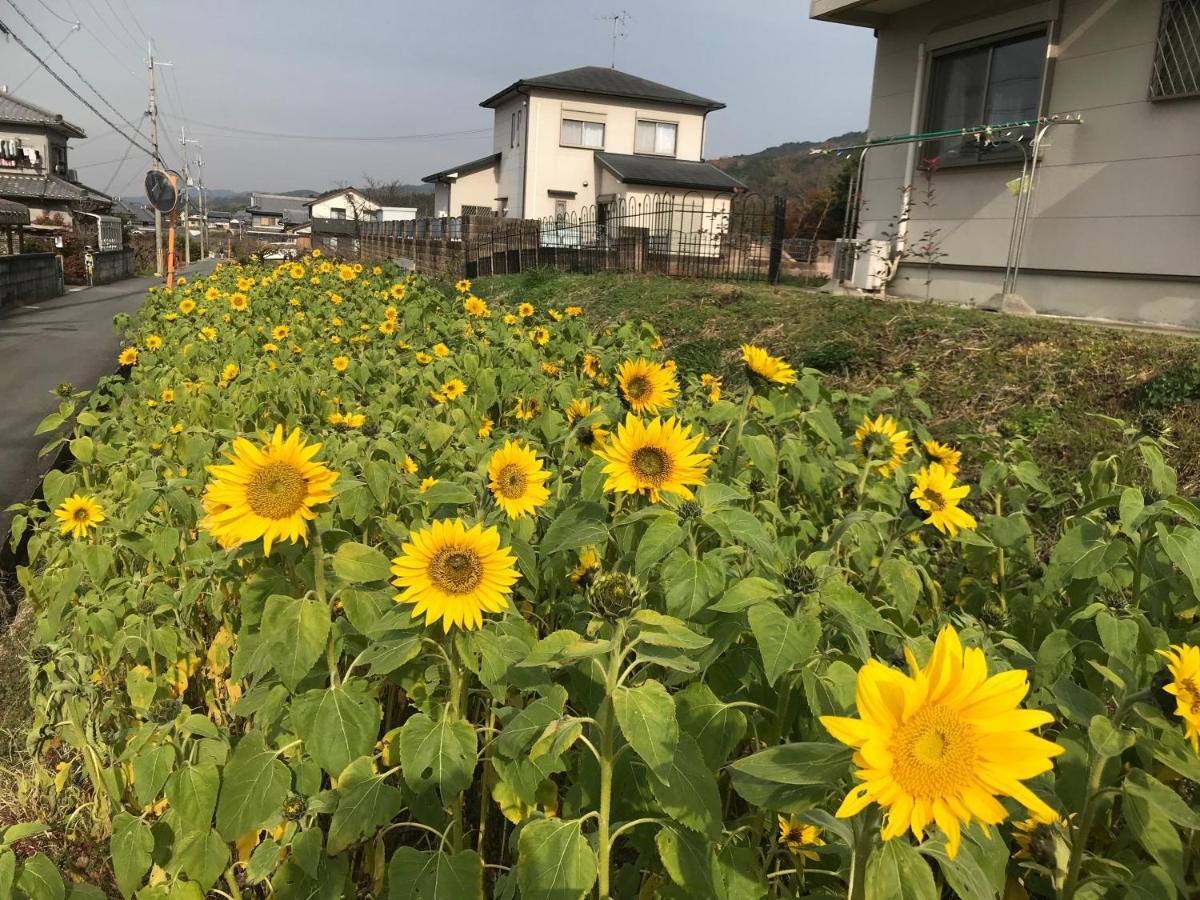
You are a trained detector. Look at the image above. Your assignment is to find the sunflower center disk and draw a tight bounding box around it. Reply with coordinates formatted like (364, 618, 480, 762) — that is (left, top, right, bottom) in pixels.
(497, 464, 528, 499)
(73, 507, 91, 522)
(632, 447, 671, 485)
(430, 547, 483, 595)
(626, 376, 650, 400)
(245, 462, 308, 519)
(889, 704, 977, 797)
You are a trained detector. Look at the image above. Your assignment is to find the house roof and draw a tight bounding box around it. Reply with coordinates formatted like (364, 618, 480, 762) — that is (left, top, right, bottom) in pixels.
(0, 91, 87, 138)
(481, 66, 724, 111)
(594, 153, 745, 191)
(302, 187, 371, 207)
(0, 198, 31, 226)
(0, 172, 87, 203)
(110, 199, 156, 225)
(422, 152, 502, 184)
(248, 193, 317, 214)
(282, 208, 310, 226)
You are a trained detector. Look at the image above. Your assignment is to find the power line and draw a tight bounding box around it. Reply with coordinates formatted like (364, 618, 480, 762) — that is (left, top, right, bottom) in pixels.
(3, 0, 151, 145)
(117, 0, 147, 43)
(97, 0, 141, 52)
(155, 112, 491, 143)
(63, 0, 140, 80)
(12, 20, 75, 92)
(0, 13, 156, 159)
(102, 111, 145, 193)
(32, 0, 75, 25)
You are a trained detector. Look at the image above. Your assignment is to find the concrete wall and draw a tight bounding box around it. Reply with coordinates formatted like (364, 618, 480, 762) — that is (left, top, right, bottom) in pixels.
(0, 253, 63, 308)
(522, 90, 708, 219)
(90, 248, 135, 285)
(854, 0, 1200, 327)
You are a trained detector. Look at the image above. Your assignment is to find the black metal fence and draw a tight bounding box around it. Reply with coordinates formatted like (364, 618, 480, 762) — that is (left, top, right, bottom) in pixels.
(464, 192, 788, 283)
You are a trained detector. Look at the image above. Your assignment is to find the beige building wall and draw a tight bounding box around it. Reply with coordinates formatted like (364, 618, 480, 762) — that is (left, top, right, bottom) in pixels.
(308, 191, 379, 220)
(439, 166, 500, 218)
(493, 96, 527, 217)
(854, 0, 1200, 327)
(520, 90, 708, 219)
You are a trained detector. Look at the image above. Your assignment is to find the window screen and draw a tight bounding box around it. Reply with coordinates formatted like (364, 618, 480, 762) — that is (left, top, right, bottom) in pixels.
(1151, 0, 1200, 99)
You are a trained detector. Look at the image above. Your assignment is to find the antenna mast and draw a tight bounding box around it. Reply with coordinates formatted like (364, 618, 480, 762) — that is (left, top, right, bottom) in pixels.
(600, 11, 630, 68)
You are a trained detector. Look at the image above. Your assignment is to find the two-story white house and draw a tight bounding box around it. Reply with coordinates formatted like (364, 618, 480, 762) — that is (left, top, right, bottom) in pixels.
(423, 66, 743, 220)
(0, 88, 91, 226)
(811, 0, 1200, 329)
(303, 188, 417, 223)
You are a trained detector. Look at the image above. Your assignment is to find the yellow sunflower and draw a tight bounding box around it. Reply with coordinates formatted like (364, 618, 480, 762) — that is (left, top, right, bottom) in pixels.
(221, 364, 239, 383)
(390, 519, 520, 632)
(566, 306, 582, 317)
(741, 344, 797, 387)
(390, 284, 406, 300)
(179, 299, 196, 314)
(1012, 812, 1069, 869)
(401, 456, 419, 475)
(923, 440, 962, 475)
(565, 399, 595, 425)
(517, 302, 534, 318)
(487, 440, 551, 519)
(54, 494, 105, 538)
(582, 354, 601, 378)
(570, 547, 601, 587)
(118, 347, 138, 366)
(596, 414, 710, 503)
(145, 335, 163, 351)
(776, 816, 825, 862)
(379, 320, 396, 335)
(1158, 644, 1200, 753)
(419, 476, 438, 493)
(820, 624, 1065, 858)
(700, 373, 722, 405)
(338, 264, 356, 282)
(478, 418, 494, 439)
(200, 426, 338, 554)
(332, 356, 349, 373)
(415, 351, 433, 365)
(853, 414, 911, 476)
(616, 359, 679, 415)
(529, 327, 550, 346)
(441, 379, 467, 400)
(464, 296, 489, 317)
(272, 325, 290, 341)
(161, 389, 175, 403)
(910, 464, 976, 537)
(288, 263, 305, 279)
(455, 279, 471, 294)
(433, 343, 450, 358)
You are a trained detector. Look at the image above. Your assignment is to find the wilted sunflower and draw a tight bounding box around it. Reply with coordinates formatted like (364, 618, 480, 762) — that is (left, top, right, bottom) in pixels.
(741, 344, 796, 387)
(54, 494, 105, 538)
(776, 816, 825, 862)
(616, 358, 679, 415)
(853, 414, 911, 476)
(200, 426, 338, 554)
(923, 439, 962, 475)
(820, 624, 1065, 858)
(487, 440, 551, 518)
(1158, 644, 1200, 752)
(390, 519, 520, 632)
(118, 347, 139, 366)
(910, 464, 976, 536)
(596, 414, 710, 503)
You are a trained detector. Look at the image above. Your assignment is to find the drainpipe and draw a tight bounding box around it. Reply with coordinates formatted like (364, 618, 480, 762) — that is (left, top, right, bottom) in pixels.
(893, 41, 927, 262)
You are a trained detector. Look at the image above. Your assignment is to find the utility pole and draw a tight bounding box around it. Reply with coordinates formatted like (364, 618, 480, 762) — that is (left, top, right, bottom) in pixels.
(147, 41, 162, 275)
(196, 148, 207, 259)
(180, 126, 201, 266)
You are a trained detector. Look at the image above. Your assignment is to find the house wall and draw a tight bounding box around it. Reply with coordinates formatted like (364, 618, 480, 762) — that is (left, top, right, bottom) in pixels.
(441, 166, 500, 218)
(309, 192, 379, 220)
(0, 124, 62, 174)
(855, 0, 1200, 327)
(493, 96, 528, 217)
(522, 90, 708, 220)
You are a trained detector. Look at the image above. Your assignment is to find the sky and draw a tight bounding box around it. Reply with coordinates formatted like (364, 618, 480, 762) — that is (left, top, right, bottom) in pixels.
(0, 0, 876, 196)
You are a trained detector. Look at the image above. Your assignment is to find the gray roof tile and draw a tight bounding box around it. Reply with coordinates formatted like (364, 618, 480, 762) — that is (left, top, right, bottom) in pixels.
(0, 91, 86, 137)
(0, 172, 87, 202)
(594, 153, 744, 191)
(482, 67, 723, 111)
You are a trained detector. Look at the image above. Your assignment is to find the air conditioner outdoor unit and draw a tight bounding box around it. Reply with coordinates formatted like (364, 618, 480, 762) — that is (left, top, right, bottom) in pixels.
(849, 239, 892, 292)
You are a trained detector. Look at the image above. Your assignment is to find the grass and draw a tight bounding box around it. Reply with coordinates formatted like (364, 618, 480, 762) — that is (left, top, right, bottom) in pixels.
(475, 270, 1200, 492)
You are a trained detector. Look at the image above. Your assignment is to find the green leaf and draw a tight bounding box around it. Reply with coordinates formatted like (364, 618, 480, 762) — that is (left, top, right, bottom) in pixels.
(496, 687, 567, 758)
(1048, 522, 1126, 584)
(728, 743, 851, 807)
(1124, 770, 1200, 830)
(291, 682, 382, 777)
(332, 541, 392, 583)
(516, 818, 596, 900)
(656, 826, 715, 895)
(420, 480, 476, 506)
(631, 609, 711, 650)
(819, 577, 895, 635)
(1088, 715, 1135, 758)
(634, 512, 686, 574)
(1157, 524, 1200, 599)
(742, 434, 777, 482)
(71, 543, 113, 584)
(168, 829, 229, 892)
(704, 508, 774, 559)
(540, 501, 609, 556)
(398, 713, 477, 798)
(387, 847, 484, 900)
(674, 682, 747, 769)
(149, 526, 180, 567)
(246, 838, 281, 884)
(328, 757, 404, 854)
(866, 839, 936, 900)
(646, 734, 722, 837)
(748, 602, 819, 687)
(877, 558, 921, 622)
(215, 732, 291, 841)
(0, 849, 13, 900)
(712, 844, 768, 900)
(708, 576, 781, 613)
(613, 679, 679, 782)
(16, 852, 65, 900)
(663, 553, 724, 619)
(1121, 789, 1186, 892)
(111, 812, 154, 898)
(262, 594, 330, 691)
(132, 744, 176, 808)
(164, 764, 219, 834)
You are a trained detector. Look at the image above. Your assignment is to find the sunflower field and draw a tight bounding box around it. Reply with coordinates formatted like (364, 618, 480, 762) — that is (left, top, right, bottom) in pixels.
(5, 253, 1200, 900)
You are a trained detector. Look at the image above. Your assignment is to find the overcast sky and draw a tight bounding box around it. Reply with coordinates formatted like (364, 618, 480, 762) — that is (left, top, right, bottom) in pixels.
(0, 0, 875, 196)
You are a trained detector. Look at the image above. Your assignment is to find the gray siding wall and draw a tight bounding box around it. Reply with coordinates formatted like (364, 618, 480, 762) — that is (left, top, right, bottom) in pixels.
(858, 0, 1200, 325)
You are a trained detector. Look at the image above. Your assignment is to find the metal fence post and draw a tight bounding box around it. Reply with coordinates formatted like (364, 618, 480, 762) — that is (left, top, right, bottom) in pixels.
(767, 196, 785, 284)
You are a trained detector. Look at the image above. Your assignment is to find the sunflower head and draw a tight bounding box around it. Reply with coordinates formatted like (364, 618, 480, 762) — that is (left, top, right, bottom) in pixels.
(820, 624, 1065, 858)
(587, 571, 642, 620)
(923, 439, 962, 474)
(390, 519, 520, 632)
(1158, 644, 1200, 753)
(776, 816, 825, 862)
(853, 414, 911, 476)
(1012, 813, 1069, 872)
(54, 494, 105, 539)
(909, 463, 976, 537)
(118, 347, 139, 366)
(145, 335, 163, 351)
(741, 343, 797, 388)
(332, 356, 350, 373)
(200, 426, 338, 555)
(487, 440, 552, 519)
(570, 547, 602, 589)
(616, 359, 679, 415)
(596, 414, 710, 504)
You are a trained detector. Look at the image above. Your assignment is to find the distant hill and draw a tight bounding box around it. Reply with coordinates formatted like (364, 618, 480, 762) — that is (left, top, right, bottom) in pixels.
(710, 130, 866, 199)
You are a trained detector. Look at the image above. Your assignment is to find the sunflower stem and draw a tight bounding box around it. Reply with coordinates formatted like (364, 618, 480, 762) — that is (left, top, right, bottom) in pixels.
(846, 807, 878, 900)
(596, 618, 627, 900)
(724, 387, 754, 480)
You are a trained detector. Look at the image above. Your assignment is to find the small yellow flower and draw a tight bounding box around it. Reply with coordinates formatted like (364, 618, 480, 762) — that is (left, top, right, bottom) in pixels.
(118, 347, 139, 366)
(415, 351, 433, 365)
(455, 278, 471, 293)
(441, 379, 467, 400)
(145, 335, 163, 351)
(332, 356, 350, 373)
(221, 363, 239, 383)
(518, 302, 534, 318)
(566, 306, 582, 317)
(529, 327, 550, 346)
(401, 455, 419, 474)
(777, 816, 825, 862)
(54, 494, 105, 538)
(478, 418, 494, 438)
(418, 476, 438, 493)
(179, 299, 196, 315)
(432, 343, 450, 358)
(390, 284, 406, 300)
(161, 389, 175, 403)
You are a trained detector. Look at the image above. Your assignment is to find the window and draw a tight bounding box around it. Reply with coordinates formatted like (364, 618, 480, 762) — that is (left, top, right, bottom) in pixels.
(1151, 0, 1200, 99)
(560, 118, 605, 148)
(511, 110, 523, 147)
(331, 207, 347, 220)
(635, 120, 677, 156)
(924, 28, 1048, 165)
(554, 198, 568, 222)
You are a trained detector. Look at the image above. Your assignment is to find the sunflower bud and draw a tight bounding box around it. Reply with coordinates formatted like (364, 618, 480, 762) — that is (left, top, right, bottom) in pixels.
(587, 572, 643, 620)
(678, 501, 702, 520)
(783, 562, 815, 596)
(361, 421, 380, 437)
(55, 382, 74, 397)
(283, 795, 308, 821)
(979, 601, 1010, 631)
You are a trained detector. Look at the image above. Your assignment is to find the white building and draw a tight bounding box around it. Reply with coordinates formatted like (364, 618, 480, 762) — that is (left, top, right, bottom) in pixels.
(422, 66, 743, 220)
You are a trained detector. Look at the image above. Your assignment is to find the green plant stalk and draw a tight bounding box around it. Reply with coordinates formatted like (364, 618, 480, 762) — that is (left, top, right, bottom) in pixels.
(596, 619, 627, 900)
(445, 640, 468, 853)
(725, 387, 754, 480)
(846, 808, 879, 900)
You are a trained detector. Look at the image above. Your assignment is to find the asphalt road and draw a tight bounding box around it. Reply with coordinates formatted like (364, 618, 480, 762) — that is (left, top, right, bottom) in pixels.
(0, 262, 215, 547)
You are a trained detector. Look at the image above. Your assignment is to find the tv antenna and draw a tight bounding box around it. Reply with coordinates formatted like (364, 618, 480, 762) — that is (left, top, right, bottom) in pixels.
(599, 11, 631, 68)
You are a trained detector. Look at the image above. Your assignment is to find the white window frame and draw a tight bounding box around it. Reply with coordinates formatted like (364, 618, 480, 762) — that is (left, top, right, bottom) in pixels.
(635, 119, 678, 157)
(560, 117, 605, 149)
